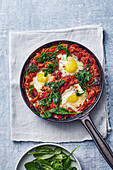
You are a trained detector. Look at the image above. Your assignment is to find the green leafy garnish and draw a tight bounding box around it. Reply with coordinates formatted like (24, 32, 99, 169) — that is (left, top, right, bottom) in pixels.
(24, 146, 79, 170)
(49, 107, 82, 115)
(75, 64, 93, 96)
(25, 161, 41, 170)
(42, 63, 55, 77)
(75, 90, 86, 96)
(35, 44, 70, 76)
(35, 52, 52, 63)
(23, 64, 37, 83)
(45, 79, 65, 91)
(36, 44, 70, 63)
(57, 44, 70, 60)
(39, 99, 48, 119)
(29, 85, 33, 95)
(68, 167, 77, 170)
(45, 79, 65, 104)
(38, 80, 82, 119)
(37, 80, 65, 118)
(47, 91, 61, 104)
(39, 98, 47, 106)
(28, 64, 37, 73)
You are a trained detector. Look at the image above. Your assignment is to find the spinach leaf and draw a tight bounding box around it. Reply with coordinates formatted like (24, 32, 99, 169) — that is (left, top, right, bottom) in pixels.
(35, 44, 70, 64)
(54, 147, 62, 155)
(49, 107, 69, 115)
(52, 91, 61, 104)
(35, 44, 70, 76)
(35, 159, 54, 170)
(35, 146, 54, 153)
(35, 159, 50, 165)
(34, 152, 55, 160)
(64, 146, 79, 169)
(47, 93, 53, 104)
(39, 99, 47, 106)
(28, 64, 37, 73)
(76, 90, 86, 96)
(39, 99, 48, 119)
(45, 80, 65, 91)
(25, 146, 79, 170)
(38, 99, 53, 118)
(47, 91, 61, 104)
(24, 161, 41, 170)
(45, 80, 65, 105)
(42, 55, 58, 77)
(64, 157, 71, 169)
(23, 66, 30, 83)
(44, 45, 58, 53)
(32, 147, 55, 159)
(57, 44, 70, 60)
(35, 51, 56, 64)
(42, 63, 55, 77)
(23, 64, 37, 83)
(68, 167, 77, 170)
(29, 85, 33, 95)
(75, 64, 93, 95)
(45, 111, 53, 118)
(53, 162, 64, 170)
(35, 52, 50, 63)
(49, 107, 82, 115)
(53, 153, 67, 160)
(41, 164, 54, 170)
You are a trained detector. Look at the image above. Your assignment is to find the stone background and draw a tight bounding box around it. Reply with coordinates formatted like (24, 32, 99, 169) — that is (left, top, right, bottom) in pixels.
(0, 0, 113, 169)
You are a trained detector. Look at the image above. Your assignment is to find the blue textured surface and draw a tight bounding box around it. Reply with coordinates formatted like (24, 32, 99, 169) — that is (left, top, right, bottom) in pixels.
(0, 0, 113, 170)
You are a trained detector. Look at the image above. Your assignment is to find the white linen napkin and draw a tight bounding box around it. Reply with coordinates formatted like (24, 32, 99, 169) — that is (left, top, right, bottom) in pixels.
(9, 26, 110, 142)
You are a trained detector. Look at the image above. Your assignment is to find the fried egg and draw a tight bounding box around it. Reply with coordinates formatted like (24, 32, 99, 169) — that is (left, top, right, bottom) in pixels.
(60, 84, 87, 112)
(58, 54, 83, 76)
(30, 71, 54, 92)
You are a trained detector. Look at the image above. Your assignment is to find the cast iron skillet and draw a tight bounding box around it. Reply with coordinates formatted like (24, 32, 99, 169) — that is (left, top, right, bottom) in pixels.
(20, 40, 113, 169)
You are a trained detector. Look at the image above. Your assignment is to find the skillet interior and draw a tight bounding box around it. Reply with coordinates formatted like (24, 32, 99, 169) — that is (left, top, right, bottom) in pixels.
(20, 40, 104, 122)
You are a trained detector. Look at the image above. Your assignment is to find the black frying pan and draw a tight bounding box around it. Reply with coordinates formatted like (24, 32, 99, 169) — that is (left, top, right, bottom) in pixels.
(20, 40, 113, 169)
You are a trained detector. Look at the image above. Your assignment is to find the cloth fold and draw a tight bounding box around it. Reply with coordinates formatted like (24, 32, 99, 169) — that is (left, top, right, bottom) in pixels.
(9, 26, 110, 142)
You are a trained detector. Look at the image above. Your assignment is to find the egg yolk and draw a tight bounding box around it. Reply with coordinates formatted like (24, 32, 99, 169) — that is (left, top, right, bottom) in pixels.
(67, 93, 79, 103)
(37, 72, 48, 83)
(65, 59, 77, 73)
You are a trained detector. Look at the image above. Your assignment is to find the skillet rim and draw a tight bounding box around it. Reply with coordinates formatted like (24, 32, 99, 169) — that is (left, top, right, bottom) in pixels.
(20, 40, 104, 122)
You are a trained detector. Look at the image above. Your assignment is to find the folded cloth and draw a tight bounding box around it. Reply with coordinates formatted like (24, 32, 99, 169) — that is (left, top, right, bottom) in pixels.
(9, 26, 110, 142)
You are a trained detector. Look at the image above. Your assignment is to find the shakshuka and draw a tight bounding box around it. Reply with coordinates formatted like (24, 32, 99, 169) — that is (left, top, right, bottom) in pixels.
(23, 43, 101, 120)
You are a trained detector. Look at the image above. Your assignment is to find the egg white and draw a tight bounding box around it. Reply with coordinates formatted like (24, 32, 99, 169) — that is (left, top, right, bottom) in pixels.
(57, 54, 83, 76)
(30, 70, 54, 92)
(60, 84, 87, 112)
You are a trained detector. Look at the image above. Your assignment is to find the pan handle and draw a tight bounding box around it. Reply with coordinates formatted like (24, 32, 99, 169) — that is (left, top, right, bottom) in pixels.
(81, 115, 113, 169)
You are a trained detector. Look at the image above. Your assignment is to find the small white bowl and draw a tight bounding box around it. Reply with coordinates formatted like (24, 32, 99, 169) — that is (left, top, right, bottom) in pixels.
(16, 143, 82, 170)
